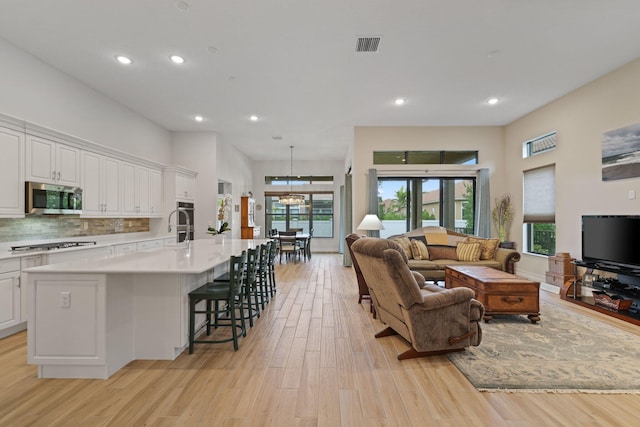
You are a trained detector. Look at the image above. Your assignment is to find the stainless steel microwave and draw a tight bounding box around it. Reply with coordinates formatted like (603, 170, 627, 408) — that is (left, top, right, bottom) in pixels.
(25, 181, 83, 215)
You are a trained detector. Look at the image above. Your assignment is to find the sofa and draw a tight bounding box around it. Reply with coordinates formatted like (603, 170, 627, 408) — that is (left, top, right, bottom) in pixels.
(388, 226, 521, 281)
(350, 237, 484, 359)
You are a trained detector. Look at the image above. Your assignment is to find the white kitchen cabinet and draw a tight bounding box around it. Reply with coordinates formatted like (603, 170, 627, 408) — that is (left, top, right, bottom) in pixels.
(0, 259, 22, 337)
(26, 135, 79, 186)
(149, 168, 163, 217)
(0, 126, 25, 217)
(81, 151, 121, 217)
(122, 162, 150, 216)
(175, 172, 196, 201)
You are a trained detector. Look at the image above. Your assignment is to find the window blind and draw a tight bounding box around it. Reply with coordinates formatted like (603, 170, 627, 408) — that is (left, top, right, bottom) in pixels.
(523, 164, 555, 223)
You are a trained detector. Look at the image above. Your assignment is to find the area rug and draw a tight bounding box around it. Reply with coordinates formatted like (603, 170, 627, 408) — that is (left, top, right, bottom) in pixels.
(447, 300, 640, 393)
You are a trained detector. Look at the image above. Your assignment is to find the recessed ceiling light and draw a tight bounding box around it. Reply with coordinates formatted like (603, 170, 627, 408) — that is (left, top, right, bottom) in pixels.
(487, 97, 500, 105)
(194, 115, 204, 122)
(250, 115, 259, 121)
(394, 98, 405, 106)
(170, 55, 185, 64)
(115, 55, 133, 65)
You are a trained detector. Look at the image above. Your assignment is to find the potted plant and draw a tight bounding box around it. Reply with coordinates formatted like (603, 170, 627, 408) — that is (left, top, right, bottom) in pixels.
(492, 193, 514, 243)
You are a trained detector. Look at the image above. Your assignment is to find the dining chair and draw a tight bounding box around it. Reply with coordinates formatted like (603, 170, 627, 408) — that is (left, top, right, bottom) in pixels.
(278, 231, 299, 263)
(188, 251, 247, 352)
(298, 228, 313, 260)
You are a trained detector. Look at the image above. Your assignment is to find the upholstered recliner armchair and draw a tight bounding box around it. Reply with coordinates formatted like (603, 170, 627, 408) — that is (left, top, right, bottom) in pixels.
(351, 237, 484, 360)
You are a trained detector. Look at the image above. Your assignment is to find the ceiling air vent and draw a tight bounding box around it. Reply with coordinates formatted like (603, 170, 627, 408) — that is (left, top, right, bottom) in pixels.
(356, 36, 380, 52)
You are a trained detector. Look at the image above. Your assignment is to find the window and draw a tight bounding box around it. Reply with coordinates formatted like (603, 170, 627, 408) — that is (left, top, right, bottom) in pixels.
(264, 193, 333, 237)
(265, 176, 334, 185)
(373, 150, 478, 165)
(377, 177, 475, 238)
(523, 165, 556, 255)
(523, 132, 557, 158)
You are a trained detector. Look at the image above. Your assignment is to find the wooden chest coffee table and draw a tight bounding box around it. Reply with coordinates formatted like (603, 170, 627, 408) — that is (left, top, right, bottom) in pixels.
(445, 265, 540, 324)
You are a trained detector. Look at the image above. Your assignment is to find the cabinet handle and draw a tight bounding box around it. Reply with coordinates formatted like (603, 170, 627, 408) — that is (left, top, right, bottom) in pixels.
(17, 277, 21, 288)
(57, 171, 61, 181)
(52, 171, 56, 180)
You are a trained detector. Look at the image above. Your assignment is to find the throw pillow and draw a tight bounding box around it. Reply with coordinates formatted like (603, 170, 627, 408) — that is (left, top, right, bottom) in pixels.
(465, 236, 500, 260)
(457, 242, 481, 262)
(389, 236, 413, 259)
(410, 239, 429, 260)
(424, 227, 449, 245)
(428, 245, 458, 260)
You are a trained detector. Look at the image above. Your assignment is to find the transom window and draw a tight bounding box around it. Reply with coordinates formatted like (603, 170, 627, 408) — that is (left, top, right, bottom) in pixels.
(523, 131, 557, 158)
(265, 176, 334, 185)
(373, 151, 478, 165)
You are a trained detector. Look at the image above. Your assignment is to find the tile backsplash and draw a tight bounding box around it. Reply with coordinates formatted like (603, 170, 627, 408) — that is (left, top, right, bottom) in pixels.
(0, 217, 149, 243)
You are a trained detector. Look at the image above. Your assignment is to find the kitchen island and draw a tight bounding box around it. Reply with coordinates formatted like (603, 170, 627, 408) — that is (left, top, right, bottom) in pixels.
(24, 238, 269, 379)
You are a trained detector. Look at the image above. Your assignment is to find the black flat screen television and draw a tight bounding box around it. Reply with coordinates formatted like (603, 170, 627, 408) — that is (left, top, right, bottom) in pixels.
(582, 215, 640, 271)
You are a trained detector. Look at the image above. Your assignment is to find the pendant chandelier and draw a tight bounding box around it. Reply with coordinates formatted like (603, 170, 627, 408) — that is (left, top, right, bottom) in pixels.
(279, 146, 305, 205)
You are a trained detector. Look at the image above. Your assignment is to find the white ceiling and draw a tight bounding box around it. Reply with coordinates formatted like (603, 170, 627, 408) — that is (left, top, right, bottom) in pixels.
(1, 0, 640, 161)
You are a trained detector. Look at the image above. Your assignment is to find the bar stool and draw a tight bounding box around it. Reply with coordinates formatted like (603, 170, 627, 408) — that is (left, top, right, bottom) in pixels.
(256, 242, 270, 308)
(188, 251, 246, 353)
(214, 247, 261, 327)
(267, 238, 277, 297)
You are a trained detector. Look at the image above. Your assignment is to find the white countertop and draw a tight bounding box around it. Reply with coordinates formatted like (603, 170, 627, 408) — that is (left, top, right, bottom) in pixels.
(23, 239, 270, 274)
(0, 233, 176, 260)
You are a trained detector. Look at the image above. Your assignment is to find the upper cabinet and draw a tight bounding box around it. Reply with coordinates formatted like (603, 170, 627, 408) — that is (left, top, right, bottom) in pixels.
(163, 165, 197, 204)
(81, 151, 121, 217)
(175, 172, 196, 201)
(149, 169, 163, 217)
(120, 163, 162, 218)
(0, 126, 25, 217)
(26, 135, 79, 186)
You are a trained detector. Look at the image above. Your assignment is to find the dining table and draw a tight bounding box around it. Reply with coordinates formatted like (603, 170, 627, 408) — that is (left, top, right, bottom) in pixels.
(273, 233, 311, 261)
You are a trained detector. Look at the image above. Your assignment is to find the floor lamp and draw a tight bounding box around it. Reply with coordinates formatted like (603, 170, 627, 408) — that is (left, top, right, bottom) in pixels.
(357, 214, 385, 237)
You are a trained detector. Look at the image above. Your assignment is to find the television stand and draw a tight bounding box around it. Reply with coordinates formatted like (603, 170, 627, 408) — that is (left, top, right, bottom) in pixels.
(563, 260, 640, 326)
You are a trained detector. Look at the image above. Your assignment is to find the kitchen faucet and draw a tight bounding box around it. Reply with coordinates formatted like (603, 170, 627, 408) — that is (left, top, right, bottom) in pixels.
(168, 207, 191, 246)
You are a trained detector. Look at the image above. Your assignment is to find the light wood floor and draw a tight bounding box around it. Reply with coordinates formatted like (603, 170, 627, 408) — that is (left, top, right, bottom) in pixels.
(2, 254, 640, 426)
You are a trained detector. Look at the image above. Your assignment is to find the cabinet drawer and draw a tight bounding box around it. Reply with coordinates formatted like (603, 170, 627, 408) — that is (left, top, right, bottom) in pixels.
(0, 259, 21, 274)
(486, 294, 539, 312)
(545, 272, 572, 287)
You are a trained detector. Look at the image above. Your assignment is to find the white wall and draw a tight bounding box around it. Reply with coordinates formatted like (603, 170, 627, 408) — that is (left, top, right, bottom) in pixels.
(504, 57, 640, 282)
(216, 139, 255, 240)
(170, 132, 218, 240)
(251, 159, 345, 252)
(0, 37, 171, 164)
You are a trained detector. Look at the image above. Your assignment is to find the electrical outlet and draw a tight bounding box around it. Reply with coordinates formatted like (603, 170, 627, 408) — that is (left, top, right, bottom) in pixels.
(60, 291, 71, 308)
(629, 190, 636, 200)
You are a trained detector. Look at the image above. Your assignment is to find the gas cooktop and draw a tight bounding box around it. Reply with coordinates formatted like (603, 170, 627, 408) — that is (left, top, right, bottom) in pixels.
(10, 241, 97, 252)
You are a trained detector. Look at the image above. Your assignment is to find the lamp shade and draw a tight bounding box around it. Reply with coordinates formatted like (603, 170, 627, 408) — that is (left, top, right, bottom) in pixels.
(357, 214, 385, 231)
